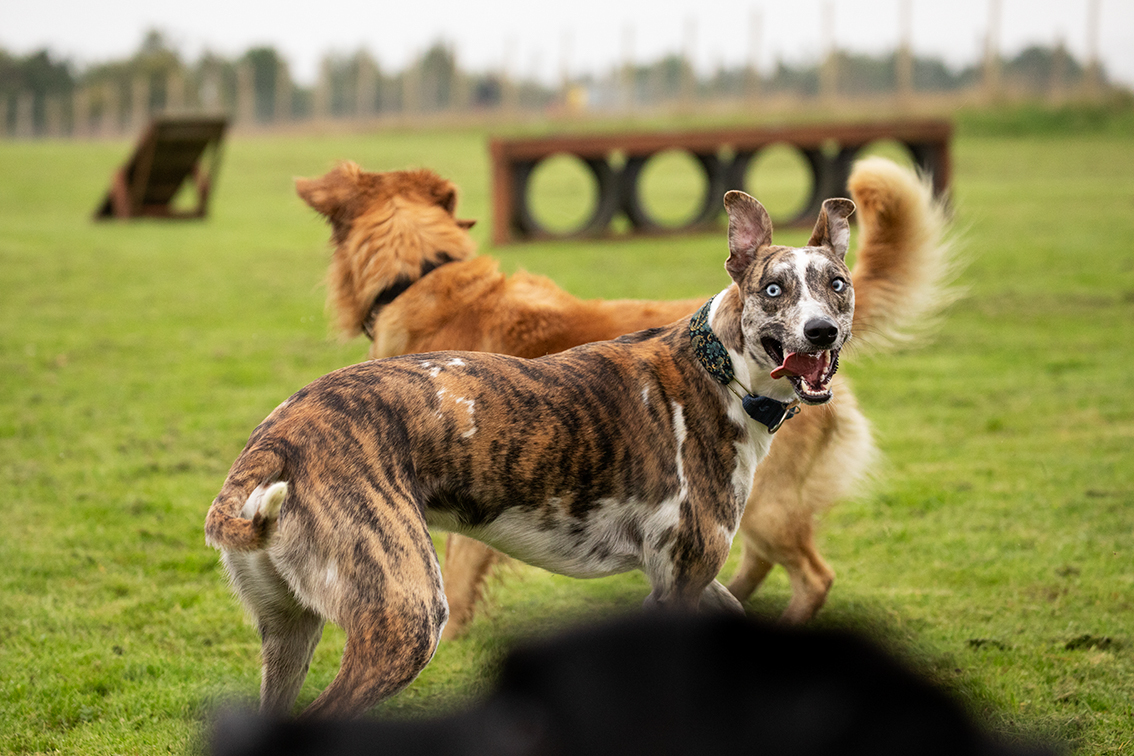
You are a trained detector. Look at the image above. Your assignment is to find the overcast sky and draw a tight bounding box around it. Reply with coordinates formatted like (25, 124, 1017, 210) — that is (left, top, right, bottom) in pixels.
(2, 0, 1131, 87)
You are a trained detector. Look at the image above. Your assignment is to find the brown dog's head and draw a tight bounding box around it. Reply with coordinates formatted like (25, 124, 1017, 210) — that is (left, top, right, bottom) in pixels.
(296, 162, 478, 338)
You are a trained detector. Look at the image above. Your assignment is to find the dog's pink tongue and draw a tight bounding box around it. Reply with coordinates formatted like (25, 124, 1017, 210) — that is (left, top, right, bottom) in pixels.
(770, 352, 825, 382)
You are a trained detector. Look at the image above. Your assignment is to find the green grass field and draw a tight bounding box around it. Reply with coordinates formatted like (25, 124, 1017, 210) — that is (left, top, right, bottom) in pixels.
(1, 121, 1132, 754)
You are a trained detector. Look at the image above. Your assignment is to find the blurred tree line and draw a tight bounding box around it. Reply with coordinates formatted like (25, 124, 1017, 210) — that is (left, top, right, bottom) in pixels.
(0, 29, 1119, 136)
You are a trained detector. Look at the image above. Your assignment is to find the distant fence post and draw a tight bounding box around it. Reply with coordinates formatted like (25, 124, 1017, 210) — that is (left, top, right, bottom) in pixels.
(356, 56, 377, 119)
(45, 96, 64, 137)
(315, 60, 332, 121)
(200, 71, 222, 112)
(73, 87, 90, 138)
(132, 76, 150, 132)
(982, 0, 1002, 101)
(15, 92, 34, 138)
(897, 0, 914, 103)
(167, 71, 185, 113)
(275, 61, 293, 123)
(237, 61, 256, 125)
(101, 83, 121, 138)
(402, 64, 420, 117)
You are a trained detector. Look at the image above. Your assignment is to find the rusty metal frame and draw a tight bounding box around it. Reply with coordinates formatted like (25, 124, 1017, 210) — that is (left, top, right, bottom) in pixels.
(489, 119, 952, 245)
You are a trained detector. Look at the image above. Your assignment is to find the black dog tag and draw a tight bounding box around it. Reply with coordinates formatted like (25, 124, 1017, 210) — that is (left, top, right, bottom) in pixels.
(742, 394, 799, 433)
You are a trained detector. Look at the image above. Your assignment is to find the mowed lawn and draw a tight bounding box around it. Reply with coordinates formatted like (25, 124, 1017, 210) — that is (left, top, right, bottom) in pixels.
(1, 123, 1131, 754)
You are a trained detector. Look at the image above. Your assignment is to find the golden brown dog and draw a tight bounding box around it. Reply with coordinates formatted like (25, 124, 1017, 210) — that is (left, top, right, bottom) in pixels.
(295, 157, 951, 638)
(208, 192, 859, 717)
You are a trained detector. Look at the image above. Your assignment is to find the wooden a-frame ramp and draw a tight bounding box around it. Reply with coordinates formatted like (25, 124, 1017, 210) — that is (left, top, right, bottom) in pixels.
(95, 116, 227, 220)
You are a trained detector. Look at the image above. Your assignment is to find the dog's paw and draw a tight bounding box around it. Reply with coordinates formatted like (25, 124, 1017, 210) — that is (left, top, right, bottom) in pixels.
(699, 581, 746, 615)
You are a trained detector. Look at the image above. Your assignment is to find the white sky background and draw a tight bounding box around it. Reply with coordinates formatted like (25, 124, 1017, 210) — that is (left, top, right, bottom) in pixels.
(2, 0, 1132, 87)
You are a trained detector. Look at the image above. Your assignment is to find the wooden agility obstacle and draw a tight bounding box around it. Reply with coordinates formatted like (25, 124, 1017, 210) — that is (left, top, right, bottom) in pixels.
(489, 119, 952, 244)
(95, 116, 227, 220)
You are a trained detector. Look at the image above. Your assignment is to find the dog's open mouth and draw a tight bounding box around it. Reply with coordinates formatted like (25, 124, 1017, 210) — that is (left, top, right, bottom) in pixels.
(762, 338, 839, 404)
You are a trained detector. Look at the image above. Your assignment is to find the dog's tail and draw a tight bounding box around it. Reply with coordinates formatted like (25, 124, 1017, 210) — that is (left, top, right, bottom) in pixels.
(847, 156, 960, 355)
(204, 447, 287, 552)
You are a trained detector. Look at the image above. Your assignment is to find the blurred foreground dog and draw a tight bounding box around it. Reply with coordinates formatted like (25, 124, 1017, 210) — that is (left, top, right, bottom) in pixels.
(295, 157, 953, 638)
(207, 191, 858, 717)
(211, 613, 1053, 756)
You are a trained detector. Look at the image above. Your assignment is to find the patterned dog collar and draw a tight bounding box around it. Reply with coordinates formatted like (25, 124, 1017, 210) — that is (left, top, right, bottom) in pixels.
(689, 297, 799, 433)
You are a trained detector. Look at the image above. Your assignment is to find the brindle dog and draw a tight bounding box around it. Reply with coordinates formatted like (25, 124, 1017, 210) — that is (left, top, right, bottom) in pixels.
(205, 192, 856, 719)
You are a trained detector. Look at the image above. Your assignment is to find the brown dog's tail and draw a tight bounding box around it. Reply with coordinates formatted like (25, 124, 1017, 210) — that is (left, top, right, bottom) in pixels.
(847, 156, 960, 355)
(204, 448, 287, 552)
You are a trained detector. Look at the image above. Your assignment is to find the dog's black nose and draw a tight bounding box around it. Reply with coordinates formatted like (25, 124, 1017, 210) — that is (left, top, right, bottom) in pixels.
(804, 318, 839, 348)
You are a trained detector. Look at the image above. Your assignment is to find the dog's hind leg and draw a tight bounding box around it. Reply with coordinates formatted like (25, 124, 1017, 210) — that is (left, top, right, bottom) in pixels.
(224, 551, 325, 716)
(300, 597, 444, 719)
(259, 609, 325, 715)
(725, 548, 776, 602)
(779, 535, 835, 625)
(727, 400, 858, 621)
(727, 447, 812, 607)
(727, 511, 834, 623)
(727, 481, 836, 624)
(441, 534, 500, 640)
(742, 394, 872, 621)
(297, 509, 449, 719)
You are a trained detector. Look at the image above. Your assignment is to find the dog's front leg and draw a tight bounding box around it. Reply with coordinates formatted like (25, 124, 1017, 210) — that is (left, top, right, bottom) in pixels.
(643, 580, 744, 615)
(700, 580, 746, 614)
(641, 524, 734, 612)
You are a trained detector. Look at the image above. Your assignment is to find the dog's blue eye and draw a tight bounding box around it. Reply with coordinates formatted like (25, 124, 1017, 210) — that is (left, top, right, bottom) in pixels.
(765, 283, 782, 298)
(831, 278, 847, 293)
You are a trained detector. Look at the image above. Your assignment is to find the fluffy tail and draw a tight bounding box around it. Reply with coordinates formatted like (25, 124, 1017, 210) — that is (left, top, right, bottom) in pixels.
(847, 156, 959, 355)
(204, 448, 287, 552)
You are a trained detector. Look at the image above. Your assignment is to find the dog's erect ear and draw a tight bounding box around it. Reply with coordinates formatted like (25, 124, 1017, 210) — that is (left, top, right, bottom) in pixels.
(724, 190, 773, 283)
(807, 198, 855, 260)
(438, 187, 458, 215)
(295, 161, 363, 220)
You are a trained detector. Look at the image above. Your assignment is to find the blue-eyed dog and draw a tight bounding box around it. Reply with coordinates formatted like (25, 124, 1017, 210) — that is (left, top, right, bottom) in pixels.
(205, 192, 856, 718)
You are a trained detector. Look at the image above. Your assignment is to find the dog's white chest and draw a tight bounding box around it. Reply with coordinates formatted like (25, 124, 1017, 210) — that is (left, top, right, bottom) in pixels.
(730, 416, 773, 507)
